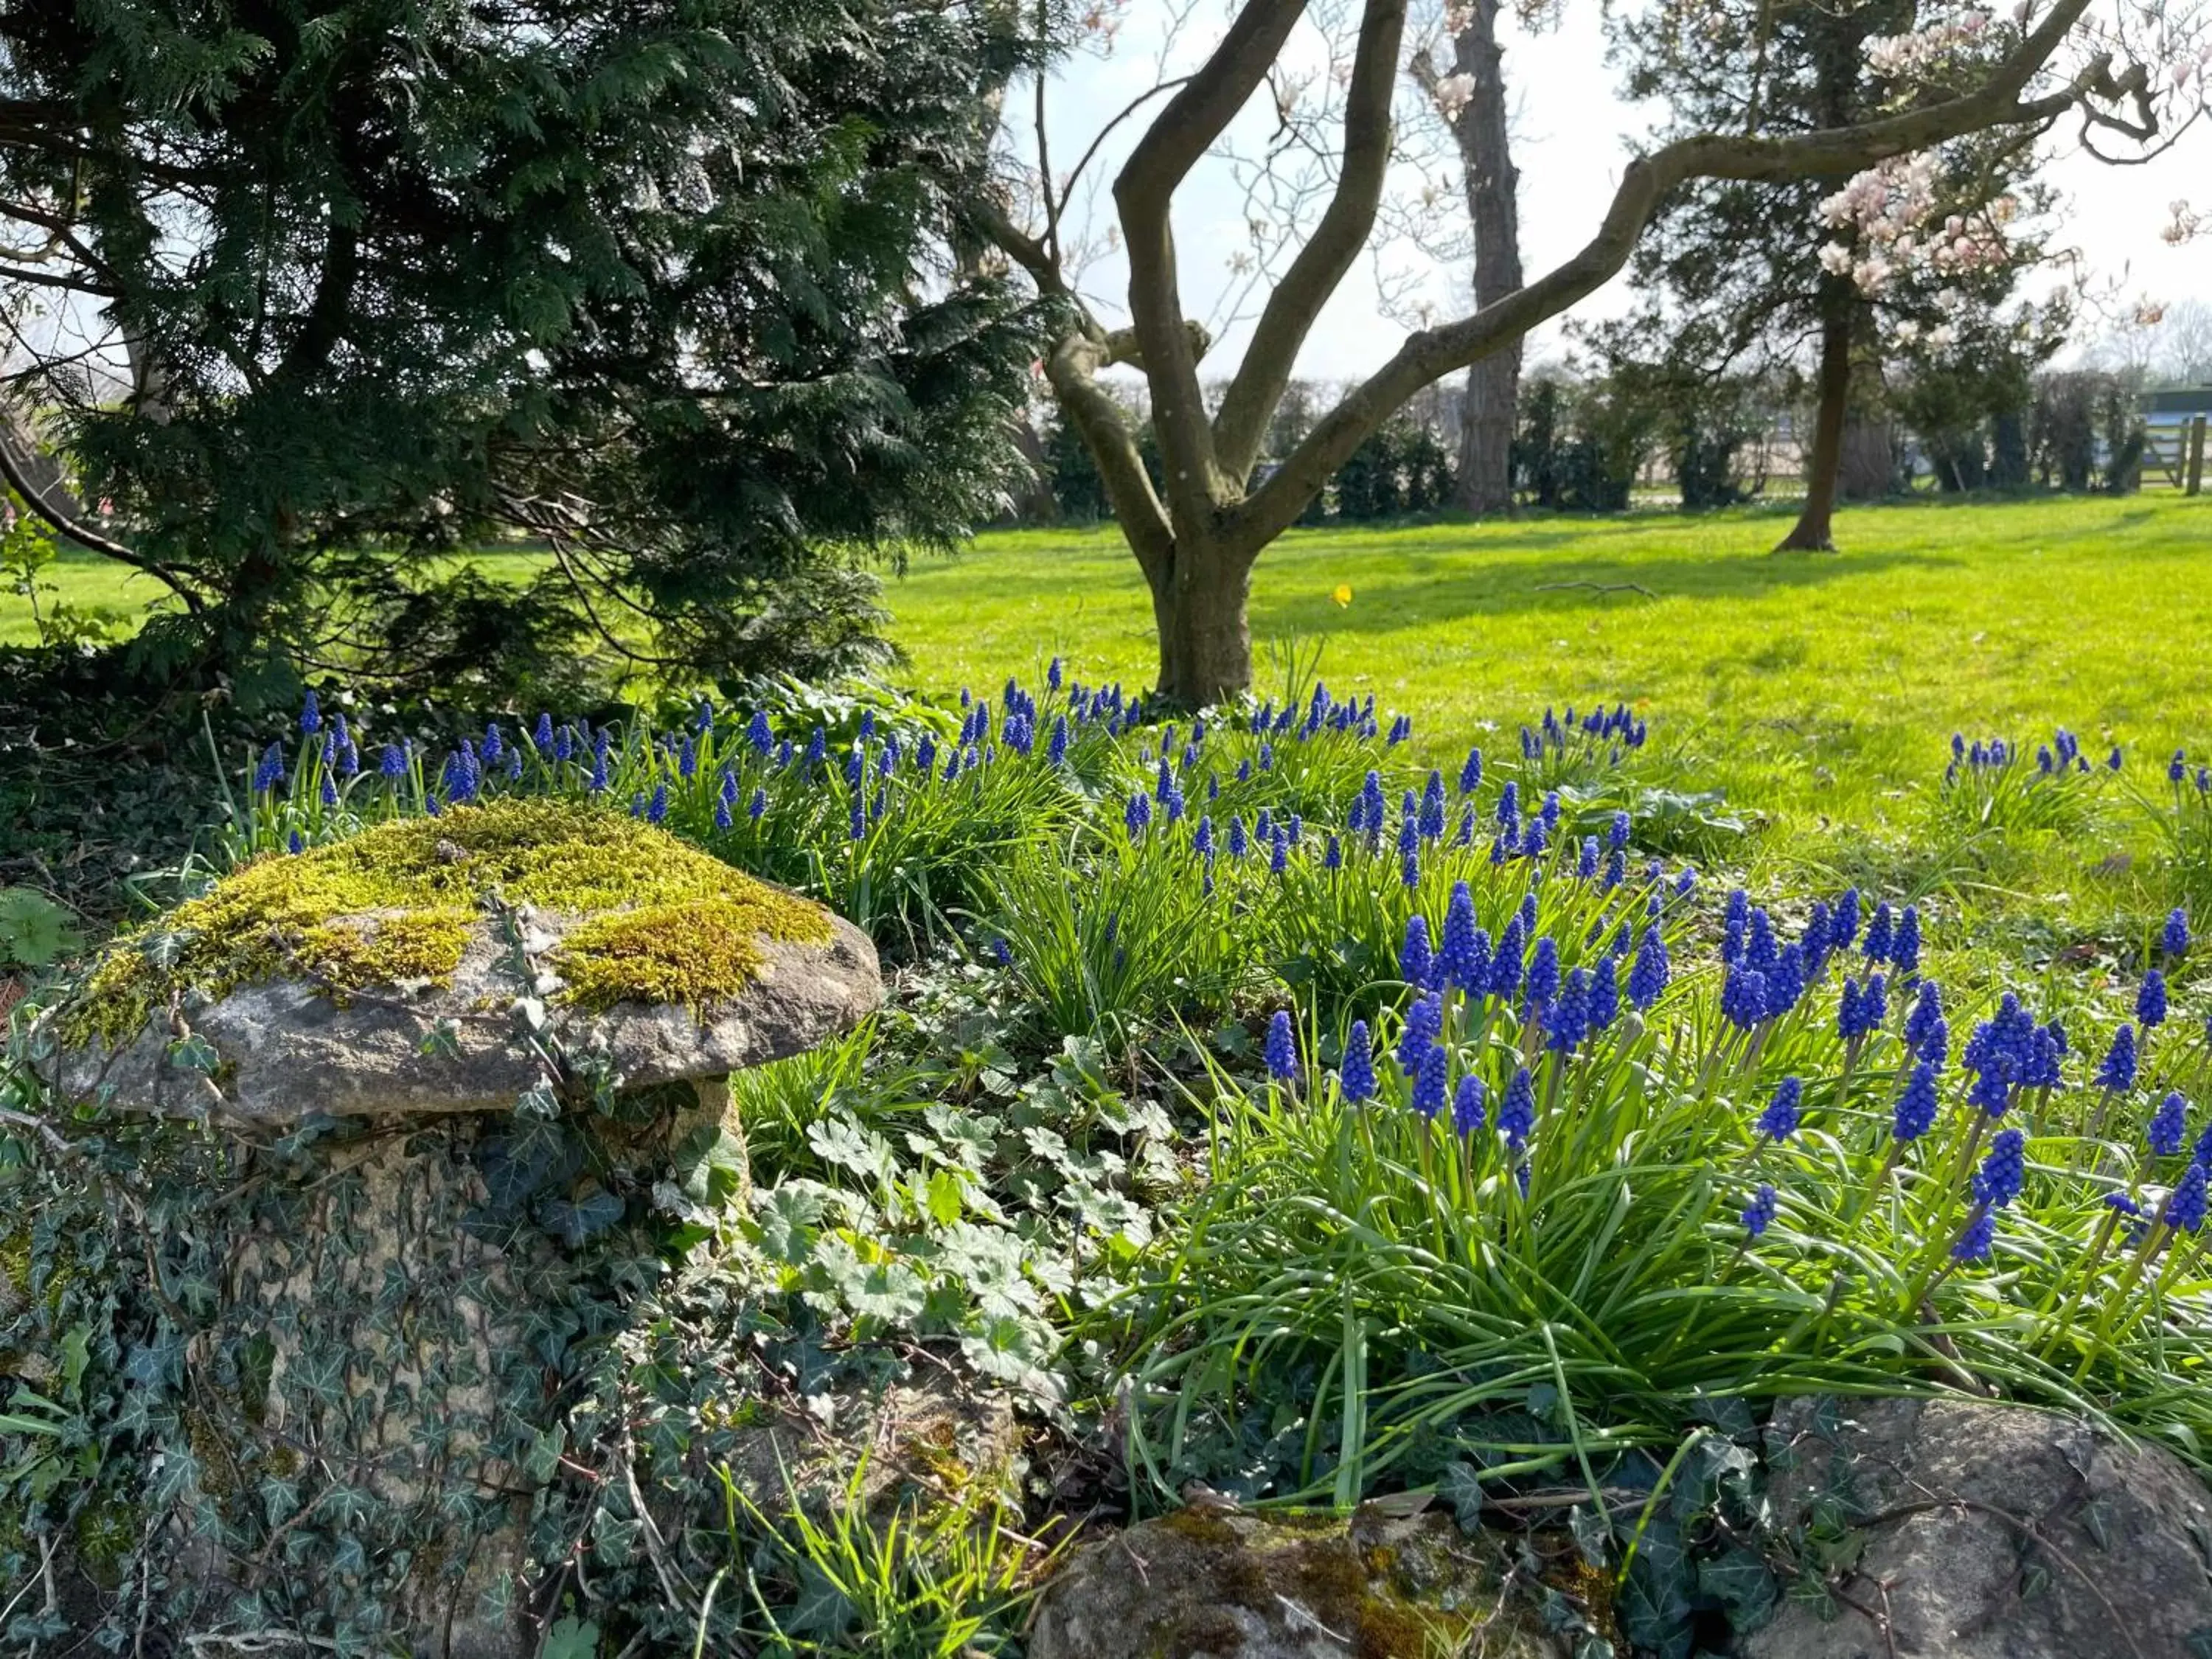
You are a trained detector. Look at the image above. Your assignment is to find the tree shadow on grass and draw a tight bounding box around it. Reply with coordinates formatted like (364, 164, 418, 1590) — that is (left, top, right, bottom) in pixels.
(1251, 546, 1959, 640)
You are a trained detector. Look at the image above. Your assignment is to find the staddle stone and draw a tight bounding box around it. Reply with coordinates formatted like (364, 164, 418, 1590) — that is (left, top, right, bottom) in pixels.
(46, 799, 882, 1121)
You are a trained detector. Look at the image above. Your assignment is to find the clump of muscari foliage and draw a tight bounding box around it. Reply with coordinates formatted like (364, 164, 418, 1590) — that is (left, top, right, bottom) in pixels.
(1938, 724, 2119, 835)
(2138, 747, 2212, 922)
(6, 664, 2211, 1657)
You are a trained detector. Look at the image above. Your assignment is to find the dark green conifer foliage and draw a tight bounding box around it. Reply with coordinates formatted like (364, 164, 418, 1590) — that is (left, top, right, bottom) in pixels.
(0, 0, 1040, 695)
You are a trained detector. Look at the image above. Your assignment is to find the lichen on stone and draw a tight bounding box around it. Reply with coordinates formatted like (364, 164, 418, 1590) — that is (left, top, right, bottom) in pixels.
(63, 798, 832, 1047)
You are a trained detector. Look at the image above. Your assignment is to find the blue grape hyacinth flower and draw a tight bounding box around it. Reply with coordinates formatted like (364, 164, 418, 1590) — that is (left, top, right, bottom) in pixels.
(1741, 1184, 1778, 1239)
(1628, 926, 1669, 1010)
(2138, 970, 2168, 1029)
(1265, 1011, 1299, 1082)
(1757, 1077, 1804, 1141)
(1972, 1128, 2027, 1209)
(1498, 1066, 1536, 1150)
(1722, 963, 1768, 1032)
(1862, 903, 1893, 964)
(2164, 1161, 2210, 1233)
(2150, 1091, 2189, 1158)
(1951, 1209, 1997, 1264)
(1411, 1046, 1449, 1120)
(1340, 1021, 1377, 1105)
(2163, 907, 2191, 959)
(1452, 1074, 1486, 1137)
(2097, 1024, 2139, 1093)
(1523, 936, 1561, 1012)
(1546, 970, 1590, 1054)
(1587, 956, 1620, 1032)
(1398, 992, 1444, 1072)
(1892, 904, 1921, 974)
(1892, 1062, 1941, 1143)
(1400, 915, 1435, 989)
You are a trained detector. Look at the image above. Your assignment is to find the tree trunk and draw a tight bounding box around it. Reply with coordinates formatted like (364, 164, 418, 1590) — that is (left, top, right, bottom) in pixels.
(1836, 419, 1895, 500)
(1147, 541, 1254, 707)
(1444, 0, 1522, 516)
(1776, 298, 1851, 551)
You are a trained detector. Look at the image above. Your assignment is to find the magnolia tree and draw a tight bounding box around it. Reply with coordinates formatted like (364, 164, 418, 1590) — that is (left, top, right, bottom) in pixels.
(981, 0, 2208, 703)
(1601, 0, 2074, 545)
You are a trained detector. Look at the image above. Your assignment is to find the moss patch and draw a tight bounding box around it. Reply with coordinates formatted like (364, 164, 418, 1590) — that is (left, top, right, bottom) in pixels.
(1126, 1510, 1537, 1659)
(65, 799, 832, 1047)
(0, 1230, 27, 1304)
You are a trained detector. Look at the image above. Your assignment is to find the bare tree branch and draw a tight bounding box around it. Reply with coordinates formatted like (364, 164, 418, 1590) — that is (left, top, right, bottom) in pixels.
(0, 420, 205, 608)
(1234, 0, 2117, 552)
(1213, 0, 1409, 486)
(1115, 0, 1312, 519)
(1043, 333, 1175, 585)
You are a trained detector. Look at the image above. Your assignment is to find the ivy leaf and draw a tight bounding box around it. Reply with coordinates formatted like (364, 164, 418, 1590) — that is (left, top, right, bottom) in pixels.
(1526, 1381, 1565, 1428)
(523, 1425, 567, 1484)
(1437, 1461, 1488, 1532)
(58, 1325, 92, 1396)
(165, 1033, 222, 1076)
(538, 1184, 624, 1248)
(1674, 1433, 1758, 1523)
(1697, 1546, 1778, 1631)
(514, 1081, 560, 1121)
(1570, 1503, 1612, 1569)
(784, 1559, 856, 1639)
(1617, 1518, 1694, 1659)
(139, 928, 192, 972)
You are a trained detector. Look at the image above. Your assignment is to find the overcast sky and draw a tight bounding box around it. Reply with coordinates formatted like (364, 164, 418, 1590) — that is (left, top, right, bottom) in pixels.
(1015, 1, 2212, 383)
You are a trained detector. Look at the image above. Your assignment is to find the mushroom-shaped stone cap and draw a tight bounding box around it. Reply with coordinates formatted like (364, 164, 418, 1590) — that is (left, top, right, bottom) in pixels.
(48, 800, 882, 1121)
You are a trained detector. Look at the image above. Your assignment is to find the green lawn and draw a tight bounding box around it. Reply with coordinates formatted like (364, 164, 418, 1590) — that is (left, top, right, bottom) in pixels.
(11, 491, 2212, 953)
(888, 493, 2212, 961)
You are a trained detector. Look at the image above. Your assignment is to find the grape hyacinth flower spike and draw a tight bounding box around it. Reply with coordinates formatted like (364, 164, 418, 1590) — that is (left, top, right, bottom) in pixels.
(1452, 1074, 1486, 1137)
(1340, 1022, 1377, 1105)
(1265, 1012, 1300, 1084)
(2138, 969, 2168, 1029)
(1498, 1066, 1537, 1150)
(2149, 1091, 2189, 1159)
(1757, 1077, 1804, 1142)
(1741, 1184, 1778, 1240)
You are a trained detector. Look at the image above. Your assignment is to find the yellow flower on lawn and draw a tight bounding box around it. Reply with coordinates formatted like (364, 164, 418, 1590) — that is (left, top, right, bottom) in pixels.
(1332, 582, 1353, 608)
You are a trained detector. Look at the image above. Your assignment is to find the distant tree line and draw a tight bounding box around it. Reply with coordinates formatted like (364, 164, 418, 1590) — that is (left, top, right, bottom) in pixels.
(1012, 353, 2173, 528)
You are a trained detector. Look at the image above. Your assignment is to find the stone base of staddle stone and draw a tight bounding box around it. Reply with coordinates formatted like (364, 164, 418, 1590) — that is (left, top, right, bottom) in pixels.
(111, 1118, 594, 1658)
(46, 905, 883, 1124)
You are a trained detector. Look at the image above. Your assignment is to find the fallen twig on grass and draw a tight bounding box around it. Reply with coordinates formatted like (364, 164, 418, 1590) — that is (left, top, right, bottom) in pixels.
(1532, 581, 1658, 598)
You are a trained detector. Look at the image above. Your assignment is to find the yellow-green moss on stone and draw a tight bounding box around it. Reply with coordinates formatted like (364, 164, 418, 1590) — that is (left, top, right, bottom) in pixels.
(0, 1231, 27, 1304)
(65, 799, 832, 1047)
